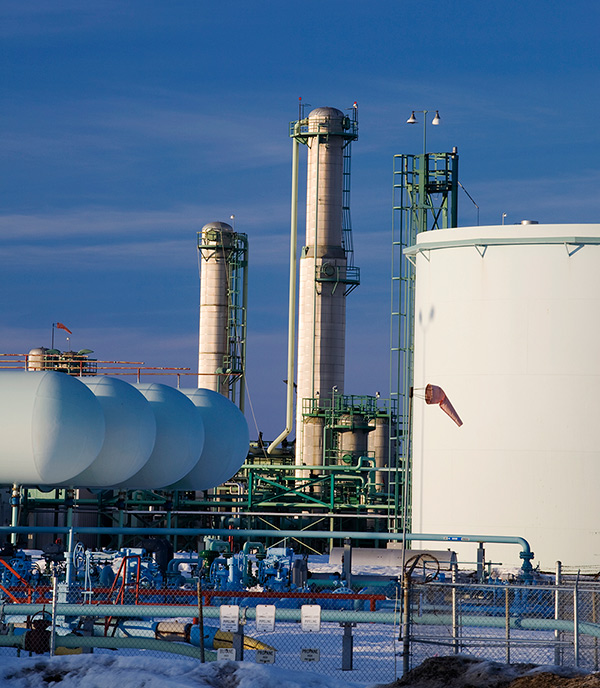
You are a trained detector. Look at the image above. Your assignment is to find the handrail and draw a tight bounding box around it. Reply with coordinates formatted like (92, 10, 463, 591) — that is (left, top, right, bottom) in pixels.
(103, 555, 141, 635)
(0, 558, 34, 603)
(404, 234, 600, 256)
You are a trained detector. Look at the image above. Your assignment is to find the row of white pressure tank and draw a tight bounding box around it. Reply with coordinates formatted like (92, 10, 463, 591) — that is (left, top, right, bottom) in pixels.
(0, 371, 249, 489)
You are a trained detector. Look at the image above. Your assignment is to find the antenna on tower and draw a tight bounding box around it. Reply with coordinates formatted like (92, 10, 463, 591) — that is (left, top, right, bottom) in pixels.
(298, 97, 311, 120)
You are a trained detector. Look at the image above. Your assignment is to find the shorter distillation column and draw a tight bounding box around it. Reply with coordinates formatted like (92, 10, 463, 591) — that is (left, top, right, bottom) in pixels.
(368, 414, 390, 493)
(295, 107, 358, 467)
(197, 221, 247, 407)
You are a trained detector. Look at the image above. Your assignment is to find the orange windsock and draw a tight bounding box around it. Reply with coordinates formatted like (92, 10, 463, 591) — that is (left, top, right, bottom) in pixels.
(425, 384, 463, 427)
(56, 322, 72, 335)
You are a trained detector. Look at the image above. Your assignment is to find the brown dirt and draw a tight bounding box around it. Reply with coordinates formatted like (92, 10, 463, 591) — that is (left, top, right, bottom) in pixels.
(511, 674, 600, 688)
(373, 656, 600, 688)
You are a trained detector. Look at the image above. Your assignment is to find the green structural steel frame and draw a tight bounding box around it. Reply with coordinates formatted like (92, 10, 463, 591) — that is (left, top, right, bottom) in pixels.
(300, 392, 395, 470)
(197, 229, 248, 411)
(390, 151, 459, 533)
(18, 477, 395, 553)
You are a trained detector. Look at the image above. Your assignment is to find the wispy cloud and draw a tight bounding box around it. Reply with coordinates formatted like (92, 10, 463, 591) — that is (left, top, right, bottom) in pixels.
(0, 201, 292, 270)
(2, 97, 293, 175)
(0, 200, 290, 239)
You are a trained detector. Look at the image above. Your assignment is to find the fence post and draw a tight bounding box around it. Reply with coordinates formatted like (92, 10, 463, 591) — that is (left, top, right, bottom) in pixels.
(574, 580, 579, 668)
(50, 564, 58, 657)
(505, 586, 511, 664)
(476, 543, 485, 583)
(452, 564, 459, 654)
(402, 575, 411, 675)
(342, 538, 352, 589)
(197, 573, 205, 663)
(594, 588, 599, 671)
(554, 561, 562, 666)
(341, 622, 355, 670)
(232, 607, 245, 661)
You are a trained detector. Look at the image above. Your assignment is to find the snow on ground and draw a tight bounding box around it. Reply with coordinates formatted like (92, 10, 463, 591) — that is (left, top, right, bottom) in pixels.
(0, 654, 597, 688)
(0, 655, 366, 688)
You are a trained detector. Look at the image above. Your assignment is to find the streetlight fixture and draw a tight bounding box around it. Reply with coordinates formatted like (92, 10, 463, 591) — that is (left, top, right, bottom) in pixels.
(406, 110, 441, 154)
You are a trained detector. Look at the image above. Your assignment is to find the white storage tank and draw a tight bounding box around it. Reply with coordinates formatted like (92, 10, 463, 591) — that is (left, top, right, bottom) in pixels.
(409, 223, 600, 570)
(117, 382, 204, 489)
(0, 371, 105, 485)
(69, 376, 157, 486)
(169, 387, 249, 491)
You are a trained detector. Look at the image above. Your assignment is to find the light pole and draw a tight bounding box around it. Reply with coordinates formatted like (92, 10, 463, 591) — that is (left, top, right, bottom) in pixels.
(406, 110, 441, 154)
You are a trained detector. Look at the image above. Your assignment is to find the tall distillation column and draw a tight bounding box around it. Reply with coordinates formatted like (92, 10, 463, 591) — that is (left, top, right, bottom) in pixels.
(295, 107, 359, 466)
(197, 221, 248, 410)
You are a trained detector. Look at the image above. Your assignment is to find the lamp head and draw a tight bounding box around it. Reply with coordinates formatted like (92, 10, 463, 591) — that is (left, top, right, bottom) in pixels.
(406, 111, 418, 124)
(431, 110, 441, 125)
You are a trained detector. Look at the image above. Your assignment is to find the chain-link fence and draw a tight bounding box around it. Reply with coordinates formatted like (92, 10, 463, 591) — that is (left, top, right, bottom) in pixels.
(0, 588, 402, 685)
(3, 579, 600, 683)
(404, 580, 600, 674)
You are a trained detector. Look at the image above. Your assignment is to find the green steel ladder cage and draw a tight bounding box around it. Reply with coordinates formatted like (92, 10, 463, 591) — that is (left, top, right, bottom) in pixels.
(390, 151, 459, 533)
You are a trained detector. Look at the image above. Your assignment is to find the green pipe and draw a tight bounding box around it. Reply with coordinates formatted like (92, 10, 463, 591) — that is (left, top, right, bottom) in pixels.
(0, 525, 531, 552)
(0, 526, 534, 576)
(1, 602, 401, 624)
(0, 630, 215, 660)
(268, 120, 301, 454)
(242, 541, 265, 555)
(410, 613, 600, 640)
(4, 603, 600, 642)
(309, 126, 320, 405)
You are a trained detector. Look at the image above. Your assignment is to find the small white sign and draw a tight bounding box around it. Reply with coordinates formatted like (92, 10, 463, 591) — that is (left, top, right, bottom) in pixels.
(219, 605, 239, 633)
(255, 649, 276, 664)
(300, 648, 320, 662)
(217, 647, 236, 661)
(255, 604, 276, 633)
(301, 604, 321, 632)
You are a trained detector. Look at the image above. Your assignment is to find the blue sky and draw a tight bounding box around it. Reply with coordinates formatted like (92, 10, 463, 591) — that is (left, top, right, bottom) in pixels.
(1, 1, 599, 439)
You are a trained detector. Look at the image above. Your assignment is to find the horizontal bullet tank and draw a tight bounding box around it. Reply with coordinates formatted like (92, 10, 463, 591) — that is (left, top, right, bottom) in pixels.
(0, 371, 248, 490)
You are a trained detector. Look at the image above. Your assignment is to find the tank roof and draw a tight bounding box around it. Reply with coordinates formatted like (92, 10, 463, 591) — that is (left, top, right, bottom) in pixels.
(201, 221, 234, 233)
(308, 106, 345, 120)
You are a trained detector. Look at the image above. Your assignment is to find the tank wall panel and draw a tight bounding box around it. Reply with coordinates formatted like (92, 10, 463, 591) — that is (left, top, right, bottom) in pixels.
(411, 224, 600, 569)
